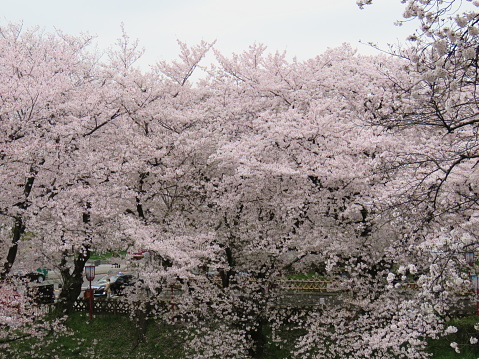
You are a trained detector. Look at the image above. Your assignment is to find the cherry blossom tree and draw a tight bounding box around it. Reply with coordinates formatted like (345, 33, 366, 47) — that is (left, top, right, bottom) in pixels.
(117, 43, 429, 358)
(0, 23, 109, 317)
(5, 3, 479, 355)
(358, 0, 479, 355)
(0, 23, 94, 277)
(0, 21, 103, 332)
(0, 23, 144, 315)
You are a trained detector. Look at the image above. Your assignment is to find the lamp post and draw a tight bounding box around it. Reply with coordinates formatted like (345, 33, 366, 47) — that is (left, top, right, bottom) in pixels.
(85, 265, 95, 320)
(466, 252, 475, 267)
(472, 275, 479, 316)
(465, 253, 477, 315)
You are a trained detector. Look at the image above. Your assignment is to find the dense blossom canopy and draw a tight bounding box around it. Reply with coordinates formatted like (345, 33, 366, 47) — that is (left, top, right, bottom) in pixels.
(1, 1, 479, 357)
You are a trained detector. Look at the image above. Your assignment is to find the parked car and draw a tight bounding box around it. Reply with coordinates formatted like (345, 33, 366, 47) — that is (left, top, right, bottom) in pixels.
(25, 271, 47, 283)
(129, 250, 151, 260)
(27, 283, 55, 304)
(91, 274, 109, 286)
(9, 268, 47, 283)
(92, 273, 135, 297)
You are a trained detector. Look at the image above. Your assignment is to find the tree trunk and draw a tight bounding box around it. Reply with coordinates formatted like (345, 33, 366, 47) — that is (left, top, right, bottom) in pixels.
(1, 171, 38, 279)
(1, 217, 24, 279)
(248, 320, 267, 359)
(55, 202, 92, 316)
(54, 248, 90, 316)
(132, 308, 149, 348)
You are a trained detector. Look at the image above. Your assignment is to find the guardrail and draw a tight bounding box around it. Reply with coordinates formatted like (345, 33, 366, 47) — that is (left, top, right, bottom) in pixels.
(279, 279, 334, 292)
(280, 280, 422, 292)
(206, 277, 335, 291)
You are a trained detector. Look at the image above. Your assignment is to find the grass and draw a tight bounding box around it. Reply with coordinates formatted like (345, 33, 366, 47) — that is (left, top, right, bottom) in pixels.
(89, 251, 127, 262)
(7, 312, 185, 359)
(7, 313, 479, 358)
(427, 316, 479, 358)
(6, 313, 301, 359)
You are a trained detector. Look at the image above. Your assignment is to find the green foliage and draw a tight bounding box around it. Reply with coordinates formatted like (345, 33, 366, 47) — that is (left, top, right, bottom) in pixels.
(262, 326, 307, 359)
(89, 251, 127, 261)
(427, 316, 479, 358)
(7, 313, 185, 359)
(9, 313, 479, 358)
(7, 313, 308, 359)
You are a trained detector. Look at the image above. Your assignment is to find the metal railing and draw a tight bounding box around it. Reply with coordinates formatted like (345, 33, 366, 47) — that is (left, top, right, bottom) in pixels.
(206, 277, 337, 292)
(278, 279, 334, 292)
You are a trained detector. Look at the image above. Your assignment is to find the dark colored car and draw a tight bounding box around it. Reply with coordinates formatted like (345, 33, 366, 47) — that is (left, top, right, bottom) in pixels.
(92, 273, 135, 297)
(9, 269, 47, 283)
(25, 271, 47, 283)
(27, 284, 55, 304)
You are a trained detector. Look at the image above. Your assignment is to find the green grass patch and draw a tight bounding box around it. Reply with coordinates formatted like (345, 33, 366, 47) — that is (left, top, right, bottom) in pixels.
(7, 312, 184, 359)
(427, 316, 479, 358)
(8, 312, 479, 358)
(89, 251, 127, 261)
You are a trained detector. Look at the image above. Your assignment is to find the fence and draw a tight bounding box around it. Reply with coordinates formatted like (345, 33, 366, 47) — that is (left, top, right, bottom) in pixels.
(35, 279, 476, 317)
(207, 277, 336, 291)
(279, 279, 334, 292)
(73, 298, 133, 315)
(67, 280, 335, 315)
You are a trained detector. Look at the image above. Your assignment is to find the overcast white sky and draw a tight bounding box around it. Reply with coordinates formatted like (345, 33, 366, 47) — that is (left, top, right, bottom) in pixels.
(2, 0, 417, 67)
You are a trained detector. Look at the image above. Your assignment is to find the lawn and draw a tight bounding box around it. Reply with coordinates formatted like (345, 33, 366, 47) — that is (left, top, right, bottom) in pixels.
(6, 312, 479, 358)
(427, 316, 479, 358)
(6, 313, 184, 359)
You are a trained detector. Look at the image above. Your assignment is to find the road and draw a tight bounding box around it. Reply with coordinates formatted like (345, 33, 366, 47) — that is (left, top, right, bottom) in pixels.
(43, 264, 130, 299)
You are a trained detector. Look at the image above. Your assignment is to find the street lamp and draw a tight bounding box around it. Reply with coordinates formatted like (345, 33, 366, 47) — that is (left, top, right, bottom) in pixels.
(472, 275, 479, 316)
(465, 252, 478, 315)
(85, 265, 95, 320)
(466, 252, 475, 266)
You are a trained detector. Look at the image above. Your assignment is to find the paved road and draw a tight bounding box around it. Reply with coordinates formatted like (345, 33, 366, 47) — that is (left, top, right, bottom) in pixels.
(46, 264, 128, 280)
(44, 264, 131, 298)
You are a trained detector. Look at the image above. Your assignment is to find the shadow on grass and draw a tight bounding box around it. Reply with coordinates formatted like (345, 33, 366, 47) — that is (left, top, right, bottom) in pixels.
(427, 316, 479, 359)
(8, 313, 479, 358)
(6, 312, 184, 359)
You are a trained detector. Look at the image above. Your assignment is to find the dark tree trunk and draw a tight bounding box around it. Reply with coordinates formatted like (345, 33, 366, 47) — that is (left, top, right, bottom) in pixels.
(132, 307, 149, 349)
(219, 247, 234, 288)
(1, 217, 24, 279)
(55, 247, 91, 316)
(248, 320, 267, 359)
(55, 202, 92, 315)
(1, 171, 38, 280)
